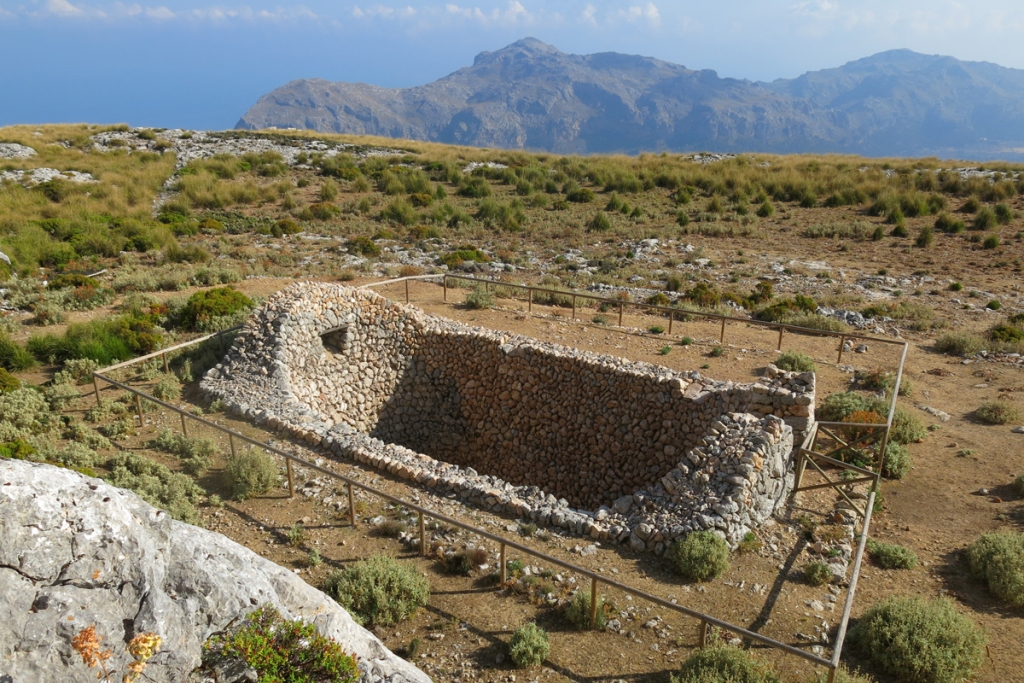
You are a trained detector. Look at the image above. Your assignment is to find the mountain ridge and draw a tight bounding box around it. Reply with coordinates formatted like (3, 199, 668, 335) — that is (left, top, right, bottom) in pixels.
(237, 39, 1024, 159)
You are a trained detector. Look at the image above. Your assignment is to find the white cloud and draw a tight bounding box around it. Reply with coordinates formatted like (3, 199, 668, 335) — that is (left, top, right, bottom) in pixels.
(352, 4, 416, 19)
(145, 4, 174, 19)
(445, 0, 532, 26)
(615, 3, 660, 27)
(579, 3, 596, 26)
(47, 0, 85, 16)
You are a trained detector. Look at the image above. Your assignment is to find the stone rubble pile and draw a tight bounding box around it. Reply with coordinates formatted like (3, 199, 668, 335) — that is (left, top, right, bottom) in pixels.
(202, 283, 815, 552)
(0, 168, 96, 185)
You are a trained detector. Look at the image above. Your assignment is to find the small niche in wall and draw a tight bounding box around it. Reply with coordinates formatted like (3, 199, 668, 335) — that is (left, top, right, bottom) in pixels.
(321, 326, 351, 355)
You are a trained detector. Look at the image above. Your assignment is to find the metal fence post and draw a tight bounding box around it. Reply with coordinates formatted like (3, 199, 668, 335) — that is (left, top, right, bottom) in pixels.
(500, 543, 507, 585)
(286, 458, 295, 498)
(590, 577, 599, 629)
(348, 483, 356, 526)
(419, 512, 426, 555)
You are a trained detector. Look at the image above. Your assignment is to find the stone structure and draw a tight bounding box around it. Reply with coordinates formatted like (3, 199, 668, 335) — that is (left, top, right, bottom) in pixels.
(0, 459, 430, 683)
(202, 283, 815, 549)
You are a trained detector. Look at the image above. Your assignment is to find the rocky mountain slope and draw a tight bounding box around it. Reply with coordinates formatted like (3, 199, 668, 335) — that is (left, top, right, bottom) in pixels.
(0, 459, 429, 683)
(237, 38, 1024, 159)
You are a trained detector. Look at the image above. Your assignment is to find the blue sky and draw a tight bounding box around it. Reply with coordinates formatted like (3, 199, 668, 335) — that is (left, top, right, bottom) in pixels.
(3, 0, 1024, 129)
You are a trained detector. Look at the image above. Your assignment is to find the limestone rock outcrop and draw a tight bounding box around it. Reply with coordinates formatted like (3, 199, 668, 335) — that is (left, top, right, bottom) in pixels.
(0, 459, 430, 683)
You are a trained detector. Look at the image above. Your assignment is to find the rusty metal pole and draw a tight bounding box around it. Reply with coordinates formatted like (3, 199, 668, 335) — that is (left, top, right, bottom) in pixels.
(500, 543, 507, 585)
(286, 458, 294, 498)
(419, 512, 426, 555)
(348, 483, 356, 526)
(590, 577, 599, 629)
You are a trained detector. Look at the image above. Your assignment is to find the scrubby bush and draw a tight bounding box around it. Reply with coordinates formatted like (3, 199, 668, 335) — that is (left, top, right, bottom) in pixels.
(28, 316, 162, 365)
(848, 596, 986, 683)
(440, 548, 489, 576)
(203, 605, 359, 683)
(915, 226, 934, 248)
(0, 334, 35, 371)
(882, 442, 912, 480)
(672, 645, 782, 683)
(973, 207, 997, 230)
(975, 400, 1021, 425)
(463, 286, 495, 310)
(32, 440, 98, 470)
(508, 623, 550, 668)
(867, 539, 918, 569)
(773, 350, 815, 372)
(1015, 474, 1024, 497)
(178, 287, 253, 332)
(52, 358, 99, 385)
(934, 331, 986, 356)
(151, 375, 181, 401)
(966, 532, 1024, 606)
(588, 210, 612, 232)
(669, 531, 730, 581)
(0, 368, 20, 393)
(105, 452, 204, 524)
(153, 429, 217, 476)
(322, 555, 429, 627)
(934, 213, 965, 233)
(804, 561, 832, 586)
(564, 589, 606, 630)
(43, 381, 80, 410)
(224, 447, 278, 500)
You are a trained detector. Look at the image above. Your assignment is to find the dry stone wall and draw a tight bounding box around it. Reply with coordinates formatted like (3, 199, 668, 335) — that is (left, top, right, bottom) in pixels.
(202, 283, 814, 549)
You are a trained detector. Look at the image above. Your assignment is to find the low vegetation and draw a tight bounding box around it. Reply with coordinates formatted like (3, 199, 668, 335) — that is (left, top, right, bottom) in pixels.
(669, 531, 730, 582)
(223, 447, 278, 500)
(848, 596, 986, 683)
(322, 555, 430, 627)
(965, 532, 1024, 607)
(867, 539, 918, 569)
(508, 623, 550, 668)
(672, 644, 782, 683)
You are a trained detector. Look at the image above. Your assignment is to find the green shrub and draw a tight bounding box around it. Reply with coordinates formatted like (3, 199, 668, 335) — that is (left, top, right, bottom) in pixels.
(0, 335, 35, 371)
(508, 623, 549, 668)
(889, 407, 926, 445)
(915, 226, 934, 248)
(934, 213, 965, 233)
(28, 317, 162, 365)
(32, 440, 98, 470)
(464, 286, 495, 310)
(588, 210, 611, 232)
(0, 368, 19, 393)
(178, 287, 253, 332)
(43, 381, 80, 410)
(934, 332, 986, 356)
(994, 202, 1015, 224)
(224, 447, 278, 500)
(882, 442, 912, 480)
(565, 186, 594, 203)
(975, 400, 1021, 425)
(669, 531, 730, 581)
(322, 555, 429, 627)
(948, 281, 963, 291)
(457, 177, 492, 198)
(774, 350, 815, 372)
(1015, 474, 1024, 497)
(848, 596, 986, 683)
(153, 429, 217, 476)
(440, 548, 488, 576)
(973, 207, 997, 230)
(709, 346, 725, 358)
(867, 539, 918, 569)
(105, 452, 203, 524)
(53, 358, 99, 385)
(804, 561, 832, 586)
(203, 605, 359, 683)
(564, 589, 606, 630)
(0, 438, 36, 460)
(983, 235, 1000, 250)
(756, 200, 774, 218)
(672, 645, 782, 683)
(152, 375, 181, 401)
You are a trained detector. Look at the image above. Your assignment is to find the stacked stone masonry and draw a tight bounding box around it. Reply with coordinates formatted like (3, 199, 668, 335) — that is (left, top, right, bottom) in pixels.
(202, 283, 815, 550)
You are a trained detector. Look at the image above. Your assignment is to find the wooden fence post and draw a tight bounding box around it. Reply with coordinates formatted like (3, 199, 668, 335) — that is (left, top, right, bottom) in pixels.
(500, 543, 507, 585)
(590, 578, 599, 629)
(162, 352, 169, 374)
(135, 394, 144, 427)
(348, 483, 356, 526)
(286, 458, 294, 498)
(618, 301, 624, 327)
(837, 336, 846, 364)
(405, 278, 410, 304)
(527, 288, 532, 313)
(699, 620, 709, 647)
(719, 318, 726, 344)
(777, 327, 784, 351)
(668, 311, 673, 335)
(443, 275, 448, 301)
(93, 375, 101, 406)
(180, 412, 189, 437)
(572, 294, 576, 321)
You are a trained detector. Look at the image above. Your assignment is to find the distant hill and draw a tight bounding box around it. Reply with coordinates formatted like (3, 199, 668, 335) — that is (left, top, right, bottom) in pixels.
(237, 38, 1024, 160)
